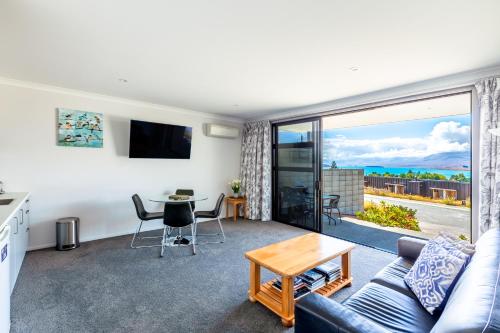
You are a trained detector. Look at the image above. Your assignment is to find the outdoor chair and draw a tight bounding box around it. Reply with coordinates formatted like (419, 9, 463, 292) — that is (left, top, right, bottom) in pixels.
(323, 195, 342, 225)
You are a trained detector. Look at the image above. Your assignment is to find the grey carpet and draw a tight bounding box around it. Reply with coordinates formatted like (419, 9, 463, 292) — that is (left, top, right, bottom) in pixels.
(11, 220, 395, 333)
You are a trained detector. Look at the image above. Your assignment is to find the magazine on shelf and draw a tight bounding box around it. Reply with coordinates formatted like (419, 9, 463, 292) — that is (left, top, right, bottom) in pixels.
(299, 270, 326, 291)
(313, 260, 341, 282)
(300, 269, 324, 283)
(272, 276, 306, 291)
(314, 260, 340, 275)
(294, 286, 311, 300)
(271, 280, 311, 299)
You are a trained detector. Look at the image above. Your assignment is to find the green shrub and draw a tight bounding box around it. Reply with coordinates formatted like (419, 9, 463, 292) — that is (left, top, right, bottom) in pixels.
(450, 173, 470, 182)
(355, 201, 421, 231)
(367, 170, 468, 182)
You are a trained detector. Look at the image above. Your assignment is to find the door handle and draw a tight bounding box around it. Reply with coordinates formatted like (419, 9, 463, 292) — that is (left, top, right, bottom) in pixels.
(20, 209, 24, 224)
(13, 216, 19, 234)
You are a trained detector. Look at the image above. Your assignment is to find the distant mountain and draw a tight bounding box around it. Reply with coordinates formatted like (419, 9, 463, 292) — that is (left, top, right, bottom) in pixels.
(391, 151, 471, 170)
(324, 151, 470, 170)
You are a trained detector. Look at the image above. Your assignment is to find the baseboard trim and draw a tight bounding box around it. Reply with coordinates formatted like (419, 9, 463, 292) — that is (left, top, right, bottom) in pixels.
(28, 242, 57, 251)
(27, 225, 163, 251)
(27, 219, 220, 251)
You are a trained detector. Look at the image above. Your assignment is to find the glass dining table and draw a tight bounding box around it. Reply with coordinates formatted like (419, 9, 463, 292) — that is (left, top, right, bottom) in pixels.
(149, 195, 208, 204)
(149, 195, 208, 245)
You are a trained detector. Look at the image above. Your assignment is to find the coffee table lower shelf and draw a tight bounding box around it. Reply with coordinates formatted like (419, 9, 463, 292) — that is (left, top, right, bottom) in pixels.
(245, 233, 355, 327)
(249, 277, 353, 326)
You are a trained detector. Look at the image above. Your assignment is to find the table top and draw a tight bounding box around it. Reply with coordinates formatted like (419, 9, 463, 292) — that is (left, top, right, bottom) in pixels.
(226, 196, 246, 202)
(149, 195, 208, 203)
(245, 233, 355, 277)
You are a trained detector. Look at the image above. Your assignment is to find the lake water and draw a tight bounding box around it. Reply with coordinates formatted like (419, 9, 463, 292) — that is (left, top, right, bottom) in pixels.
(334, 166, 471, 179)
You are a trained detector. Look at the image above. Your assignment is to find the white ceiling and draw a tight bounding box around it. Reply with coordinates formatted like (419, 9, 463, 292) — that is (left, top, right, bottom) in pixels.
(0, 0, 499, 120)
(323, 93, 471, 130)
(279, 93, 471, 132)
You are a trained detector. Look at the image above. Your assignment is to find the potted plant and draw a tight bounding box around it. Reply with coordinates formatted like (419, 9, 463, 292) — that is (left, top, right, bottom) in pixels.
(229, 179, 241, 198)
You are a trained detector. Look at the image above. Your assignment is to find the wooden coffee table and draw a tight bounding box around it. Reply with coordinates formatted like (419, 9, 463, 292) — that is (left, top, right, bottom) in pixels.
(244, 233, 355, 327)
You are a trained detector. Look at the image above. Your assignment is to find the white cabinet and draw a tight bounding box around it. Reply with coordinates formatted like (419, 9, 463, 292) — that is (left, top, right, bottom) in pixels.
(8, 197, 30, 294)
(8, 215, 18, 294)
(22, 199, 30, 259)
(17, 200, 29, 275)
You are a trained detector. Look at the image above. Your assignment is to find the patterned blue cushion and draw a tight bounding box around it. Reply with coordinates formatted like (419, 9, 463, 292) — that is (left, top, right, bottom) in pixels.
(438, 232, 476, 257)
(434, 236, 471, 262)
(404, 239, 468, 315)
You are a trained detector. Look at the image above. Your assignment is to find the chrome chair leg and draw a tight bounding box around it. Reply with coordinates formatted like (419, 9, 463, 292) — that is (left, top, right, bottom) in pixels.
(191, 223, 196, 255)
(192, 217, 225, 244)
(190, 208, 196, 255)
(131, 220, 163, 249)
(130, 220, 143, 248)
(217, 216, 225, 243)
(160, 226, 167, 257)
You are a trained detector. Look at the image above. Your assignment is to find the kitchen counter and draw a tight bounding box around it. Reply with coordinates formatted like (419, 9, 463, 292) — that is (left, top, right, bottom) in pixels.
(0, 192, 30, 231)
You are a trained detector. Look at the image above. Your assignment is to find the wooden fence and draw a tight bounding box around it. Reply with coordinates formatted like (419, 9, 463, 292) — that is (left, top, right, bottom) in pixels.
(364, 176, 471, 200)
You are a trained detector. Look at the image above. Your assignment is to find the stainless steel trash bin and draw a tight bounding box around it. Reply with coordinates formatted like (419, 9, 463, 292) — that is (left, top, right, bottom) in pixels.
(56, 217, 80, 251)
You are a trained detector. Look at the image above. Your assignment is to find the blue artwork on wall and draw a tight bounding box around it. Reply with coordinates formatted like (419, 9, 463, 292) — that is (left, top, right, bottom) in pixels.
(57, 108, 103, 148)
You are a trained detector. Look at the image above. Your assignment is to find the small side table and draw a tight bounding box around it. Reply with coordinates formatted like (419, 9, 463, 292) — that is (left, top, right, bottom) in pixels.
(226, 196, 247, 222)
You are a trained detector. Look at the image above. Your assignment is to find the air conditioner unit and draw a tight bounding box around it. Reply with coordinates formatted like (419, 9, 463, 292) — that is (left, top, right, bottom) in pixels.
(205, 124, 240, 139)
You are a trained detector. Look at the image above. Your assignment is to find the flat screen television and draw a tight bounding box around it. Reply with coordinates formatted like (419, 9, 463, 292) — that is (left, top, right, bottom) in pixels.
(129, 120, 192, 159)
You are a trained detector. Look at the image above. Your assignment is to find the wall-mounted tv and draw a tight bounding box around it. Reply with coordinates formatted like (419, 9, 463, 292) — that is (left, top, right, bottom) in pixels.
(129, 120, 192, 159)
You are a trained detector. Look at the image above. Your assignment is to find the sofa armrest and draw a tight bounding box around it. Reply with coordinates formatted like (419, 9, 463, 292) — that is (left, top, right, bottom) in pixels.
(295, 293, 391, 333)
(397, 236, 427, 260)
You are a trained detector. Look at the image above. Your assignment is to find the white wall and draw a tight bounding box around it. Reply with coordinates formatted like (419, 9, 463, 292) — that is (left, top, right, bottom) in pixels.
(0, 80, 243, 250)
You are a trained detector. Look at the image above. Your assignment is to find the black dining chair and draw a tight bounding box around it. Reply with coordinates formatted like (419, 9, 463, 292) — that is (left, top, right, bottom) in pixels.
(194, 193, 226, 243)
(323, 195, 343, 225)
(176, 188, 195, 210)
(161, 202, 196, 257)
(131, 194, 163, 248)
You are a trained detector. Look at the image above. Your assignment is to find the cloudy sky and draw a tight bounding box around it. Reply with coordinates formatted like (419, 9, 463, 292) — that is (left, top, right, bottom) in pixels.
(322, 114, 471, 167)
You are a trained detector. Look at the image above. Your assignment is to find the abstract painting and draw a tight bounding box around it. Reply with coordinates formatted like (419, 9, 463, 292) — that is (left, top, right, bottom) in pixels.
(57, 108, 103, 148)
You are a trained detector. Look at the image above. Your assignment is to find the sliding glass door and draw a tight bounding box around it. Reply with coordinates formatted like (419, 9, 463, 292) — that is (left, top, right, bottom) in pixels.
(271, 92, 472, 253)
(320, 92, 472, 252)
(272, 118, 321, 231)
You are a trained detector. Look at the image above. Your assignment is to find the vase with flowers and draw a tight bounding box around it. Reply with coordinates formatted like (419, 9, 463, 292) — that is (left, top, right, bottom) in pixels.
(229, 179, 241, 198)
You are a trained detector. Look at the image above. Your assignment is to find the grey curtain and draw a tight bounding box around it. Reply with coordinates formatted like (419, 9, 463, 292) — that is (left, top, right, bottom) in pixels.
(240, 121, 272, 221)
(476, 77, 500, 233)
